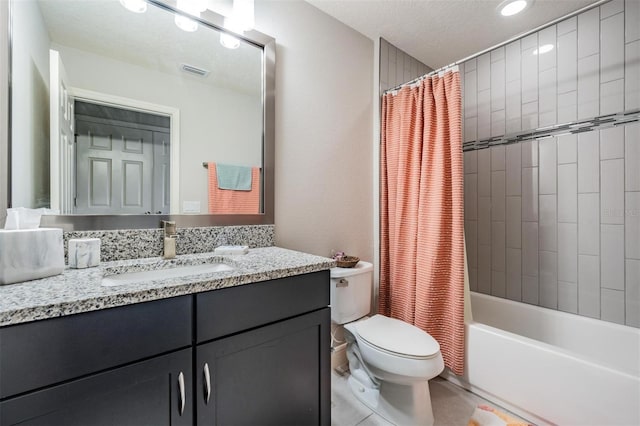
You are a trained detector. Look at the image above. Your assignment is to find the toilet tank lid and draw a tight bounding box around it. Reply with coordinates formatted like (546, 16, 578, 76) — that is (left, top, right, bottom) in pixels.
(355, 315, 440, 358)
(330, 261, 373, 278)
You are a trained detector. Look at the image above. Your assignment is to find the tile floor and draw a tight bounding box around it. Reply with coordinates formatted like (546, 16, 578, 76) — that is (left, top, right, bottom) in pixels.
(331, 371, 528, 426)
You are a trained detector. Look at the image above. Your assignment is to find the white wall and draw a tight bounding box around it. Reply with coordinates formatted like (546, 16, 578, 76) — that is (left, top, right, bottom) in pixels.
(254, 1, 374, 260)
(11, 0, 50, 208)
(52, 43, 262, 214)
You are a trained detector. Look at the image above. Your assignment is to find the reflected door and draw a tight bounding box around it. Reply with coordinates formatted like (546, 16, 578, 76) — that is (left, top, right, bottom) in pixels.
(153, 131, 170, 215)
(74, 121, 153, 214)
(49, 49, 75, 214)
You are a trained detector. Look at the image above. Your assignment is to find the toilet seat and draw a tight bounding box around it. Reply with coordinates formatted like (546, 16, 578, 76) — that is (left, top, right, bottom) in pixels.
(353, 315, 440, 360)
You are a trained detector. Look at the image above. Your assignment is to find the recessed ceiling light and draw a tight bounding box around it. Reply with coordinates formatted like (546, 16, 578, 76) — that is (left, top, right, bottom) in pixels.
(498, 0, 531, 17)
(534, 44, 554, 55)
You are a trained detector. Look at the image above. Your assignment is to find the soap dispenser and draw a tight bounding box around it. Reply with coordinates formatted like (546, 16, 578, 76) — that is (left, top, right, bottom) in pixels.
(163, 220, 177, 259)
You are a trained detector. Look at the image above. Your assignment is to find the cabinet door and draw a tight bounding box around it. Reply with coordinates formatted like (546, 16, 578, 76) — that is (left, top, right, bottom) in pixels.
(0, 349, 193, 426)
(196, 308, 330, 426)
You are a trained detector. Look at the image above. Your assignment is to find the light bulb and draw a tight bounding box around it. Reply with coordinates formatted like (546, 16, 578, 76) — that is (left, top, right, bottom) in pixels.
(119, 0, 147, 13)
(174, 0, 208, 32)
(220, 33, 240, 49)
(175, 14, 198, 32)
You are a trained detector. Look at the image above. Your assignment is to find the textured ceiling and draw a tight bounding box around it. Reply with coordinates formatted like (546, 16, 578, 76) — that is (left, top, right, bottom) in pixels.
(38, 0, 262, 95)
(305, 0, 599, 69)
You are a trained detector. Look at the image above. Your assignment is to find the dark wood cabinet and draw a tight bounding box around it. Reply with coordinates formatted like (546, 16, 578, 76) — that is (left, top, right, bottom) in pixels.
(0, 348, 193, 426)
(0, 295, 192, 399)
(0, 270, 330, 426)
(195, 270, 330, 426)
(196, 308, 330, 426)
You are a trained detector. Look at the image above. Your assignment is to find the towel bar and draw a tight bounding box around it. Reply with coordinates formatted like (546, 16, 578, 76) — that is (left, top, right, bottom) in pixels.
(203, 163, 262, 169)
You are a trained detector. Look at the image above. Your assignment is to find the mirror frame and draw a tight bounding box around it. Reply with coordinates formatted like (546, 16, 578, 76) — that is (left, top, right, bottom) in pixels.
(0, 0, 275, 230)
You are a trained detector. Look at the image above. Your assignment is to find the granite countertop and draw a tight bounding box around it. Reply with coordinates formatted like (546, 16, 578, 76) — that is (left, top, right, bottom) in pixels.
(0, 247, 336, 327)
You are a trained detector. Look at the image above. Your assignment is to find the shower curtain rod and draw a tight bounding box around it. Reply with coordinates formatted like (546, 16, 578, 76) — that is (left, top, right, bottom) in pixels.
(383, 0, 609, 94)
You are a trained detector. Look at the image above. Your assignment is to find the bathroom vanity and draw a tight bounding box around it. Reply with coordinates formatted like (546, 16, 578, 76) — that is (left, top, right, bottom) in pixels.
(0, 247, 333, 426)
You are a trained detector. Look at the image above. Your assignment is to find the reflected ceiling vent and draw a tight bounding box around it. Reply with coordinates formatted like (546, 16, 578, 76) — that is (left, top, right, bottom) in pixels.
(180, 64, 210, 77)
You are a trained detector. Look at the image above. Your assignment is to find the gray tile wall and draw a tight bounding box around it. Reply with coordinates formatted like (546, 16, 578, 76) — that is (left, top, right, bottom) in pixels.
(465, 123, 639, 327)
(463, 0, 639, 143)
(463, 0, 640, 328)
(379, 38, 433, 93)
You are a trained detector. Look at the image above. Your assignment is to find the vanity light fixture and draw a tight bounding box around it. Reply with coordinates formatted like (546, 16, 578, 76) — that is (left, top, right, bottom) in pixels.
(534, 44, 554, 55)
(119, 0, 147, 13)
(227, 0, 255, 32)
(221, 16, 244, 49)
(174, 0, 207, 32)
(220, 0, 254, 49)
(497, 0, 531, 17)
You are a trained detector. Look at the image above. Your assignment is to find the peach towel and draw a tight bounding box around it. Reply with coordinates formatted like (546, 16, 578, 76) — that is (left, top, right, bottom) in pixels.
(208, 163, 260, 214)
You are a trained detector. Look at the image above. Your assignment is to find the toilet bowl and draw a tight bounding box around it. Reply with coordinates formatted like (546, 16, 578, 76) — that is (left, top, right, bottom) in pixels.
(343, 315, 444, 426)
(330, 262, 444, 426)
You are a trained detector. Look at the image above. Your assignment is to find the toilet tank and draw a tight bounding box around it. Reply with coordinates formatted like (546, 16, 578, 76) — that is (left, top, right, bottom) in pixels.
(330, 261, 373, 324)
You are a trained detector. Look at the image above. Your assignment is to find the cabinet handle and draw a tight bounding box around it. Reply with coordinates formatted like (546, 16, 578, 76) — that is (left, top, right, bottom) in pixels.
(203, 363, 211, 404)
(178, 372, 186, 415)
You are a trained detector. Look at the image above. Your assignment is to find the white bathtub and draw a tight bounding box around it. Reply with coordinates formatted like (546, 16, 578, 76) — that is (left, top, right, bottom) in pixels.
(441, 292, 640, 426)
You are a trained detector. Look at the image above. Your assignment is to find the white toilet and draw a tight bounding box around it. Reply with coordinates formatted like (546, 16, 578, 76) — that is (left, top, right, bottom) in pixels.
(330, 261, 444, 426)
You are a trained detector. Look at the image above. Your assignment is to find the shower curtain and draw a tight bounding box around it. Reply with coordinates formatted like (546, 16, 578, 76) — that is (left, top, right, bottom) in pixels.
(380, 70, 465, 375)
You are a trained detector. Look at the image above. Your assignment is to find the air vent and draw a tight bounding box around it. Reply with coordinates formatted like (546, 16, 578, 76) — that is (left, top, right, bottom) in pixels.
(180, 63, 210, 77)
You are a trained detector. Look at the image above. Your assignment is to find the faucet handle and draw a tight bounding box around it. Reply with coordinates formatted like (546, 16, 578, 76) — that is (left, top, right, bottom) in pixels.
(162, 220, 177, 236)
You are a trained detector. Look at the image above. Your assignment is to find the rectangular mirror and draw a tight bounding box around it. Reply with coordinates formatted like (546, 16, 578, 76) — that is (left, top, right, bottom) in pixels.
(2, 0, 275, 228)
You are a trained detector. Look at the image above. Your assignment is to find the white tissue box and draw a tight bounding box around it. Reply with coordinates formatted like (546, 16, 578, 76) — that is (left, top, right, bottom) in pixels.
(68, 238, 101, 269)
(0, 228, 65, 285)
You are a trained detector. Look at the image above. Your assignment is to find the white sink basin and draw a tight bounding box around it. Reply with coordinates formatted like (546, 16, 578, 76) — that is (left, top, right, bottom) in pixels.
(102, 263, 234, 287)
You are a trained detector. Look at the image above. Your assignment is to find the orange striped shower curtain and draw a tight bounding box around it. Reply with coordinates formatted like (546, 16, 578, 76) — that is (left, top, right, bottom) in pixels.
(380, 71, 465, 375)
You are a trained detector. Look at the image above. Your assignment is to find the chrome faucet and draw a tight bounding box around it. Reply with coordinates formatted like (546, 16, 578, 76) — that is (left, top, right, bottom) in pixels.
(162, 220, 177, 259)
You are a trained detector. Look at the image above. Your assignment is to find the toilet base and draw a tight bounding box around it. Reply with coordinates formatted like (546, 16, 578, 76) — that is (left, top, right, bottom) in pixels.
(348, 374, 435, 426)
